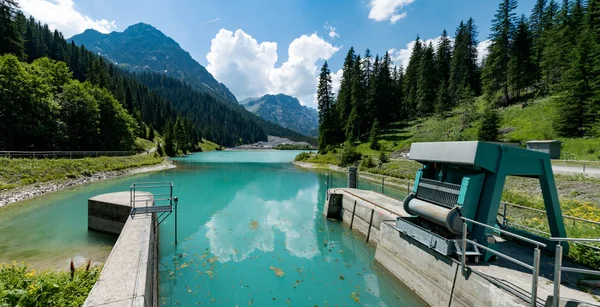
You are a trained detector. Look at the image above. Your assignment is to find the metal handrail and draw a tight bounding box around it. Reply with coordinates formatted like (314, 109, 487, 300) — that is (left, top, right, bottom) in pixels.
(461, 217, 542, 307)
(549, 237, 600, 307)
(463, 217, 547, 248)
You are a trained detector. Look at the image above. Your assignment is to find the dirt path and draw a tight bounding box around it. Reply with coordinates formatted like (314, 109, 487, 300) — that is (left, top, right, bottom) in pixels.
(0, 160, 175, 208)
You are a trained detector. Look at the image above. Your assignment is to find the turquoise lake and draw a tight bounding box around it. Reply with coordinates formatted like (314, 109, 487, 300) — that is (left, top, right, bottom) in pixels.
(0, 150, 425, 306)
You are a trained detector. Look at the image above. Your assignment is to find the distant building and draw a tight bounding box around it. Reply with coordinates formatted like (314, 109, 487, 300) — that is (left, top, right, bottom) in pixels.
(526, 140, 562, 159)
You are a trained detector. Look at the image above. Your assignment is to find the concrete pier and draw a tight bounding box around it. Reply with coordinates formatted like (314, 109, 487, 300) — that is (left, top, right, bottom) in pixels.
(84, 192, 157, 307)
(325, 188, 599, 307)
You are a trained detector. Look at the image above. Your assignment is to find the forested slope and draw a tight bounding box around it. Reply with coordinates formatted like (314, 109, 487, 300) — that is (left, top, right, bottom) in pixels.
(0, 1, 314, 152)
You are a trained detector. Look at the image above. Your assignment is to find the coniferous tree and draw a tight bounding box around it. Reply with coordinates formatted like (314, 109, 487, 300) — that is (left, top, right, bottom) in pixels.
(483, 0, 518, 106)
(377, 51, 394, 125)
(478, 106, 501, 141)
(363, 49, 373, 87)
(404, 36, 423, 117)
(539, 0, 559, 90)
(509, 15, 535, 99)
(366, 55, 381, 128)
(392, 65, 405, 121)
(369, 119, 380, 150)
(347, 55, 367, 141)
(416, 43, 437, 116)
(0, 0, 23, 58)
(317, 61, 335, 152)
(529, 0, 547, 88)
(449, 19, 481, 105)
(435, 30, 453, 113)
(336, 47, 356, 140)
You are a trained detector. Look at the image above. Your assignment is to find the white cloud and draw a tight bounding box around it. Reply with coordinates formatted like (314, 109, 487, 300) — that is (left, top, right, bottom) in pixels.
(388, 35, 448, 69)
(368, 0, 414, 24)
(19, 0, 116, 38)
(477, 39, 492, 64)
(331, 68, 343, 94)
(206, 29, 340, 108)
(324, 25, 339, 39)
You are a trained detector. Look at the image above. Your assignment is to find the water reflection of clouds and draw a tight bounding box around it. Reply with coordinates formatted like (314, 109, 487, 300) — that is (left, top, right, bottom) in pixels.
(204, 183, 320, 262)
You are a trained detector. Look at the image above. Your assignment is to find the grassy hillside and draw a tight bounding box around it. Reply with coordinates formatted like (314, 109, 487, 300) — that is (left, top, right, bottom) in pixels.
(0, 155, 163, 190)
(197, 139, 222, 152)
(364, 96, 600, 160)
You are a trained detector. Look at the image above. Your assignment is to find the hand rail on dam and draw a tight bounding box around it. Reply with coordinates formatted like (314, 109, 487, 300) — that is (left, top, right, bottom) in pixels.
(461, 217, 545, 307)
(550, 237, 600, 307)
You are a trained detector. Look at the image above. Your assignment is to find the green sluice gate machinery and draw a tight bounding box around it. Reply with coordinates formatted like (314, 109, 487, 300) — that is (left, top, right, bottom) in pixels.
(396, 141, 568, 262)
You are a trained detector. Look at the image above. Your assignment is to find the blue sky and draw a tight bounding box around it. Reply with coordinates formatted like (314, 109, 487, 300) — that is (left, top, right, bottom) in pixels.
(20, 0, 537, 107)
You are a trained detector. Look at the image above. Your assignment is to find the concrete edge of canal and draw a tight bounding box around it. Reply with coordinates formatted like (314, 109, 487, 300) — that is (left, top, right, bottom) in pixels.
(84, 192, 158, 307)
(325, 188, 599, 307)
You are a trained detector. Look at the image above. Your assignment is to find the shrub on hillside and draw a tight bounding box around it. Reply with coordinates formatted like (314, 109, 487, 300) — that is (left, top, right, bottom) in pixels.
(379, 151, 389, 164)
(294, 152, 310, 161)
(339, 142, 362, 167)
(360, 156, 375, 169)
(478, 106, 501, 141)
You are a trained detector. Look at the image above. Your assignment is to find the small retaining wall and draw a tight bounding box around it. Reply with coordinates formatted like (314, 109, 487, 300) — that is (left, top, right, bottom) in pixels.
(84, 192, 157, 307)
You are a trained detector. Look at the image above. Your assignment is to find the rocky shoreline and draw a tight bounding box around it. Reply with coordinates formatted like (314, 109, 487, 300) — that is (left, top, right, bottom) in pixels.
(0, 160, 176, 208)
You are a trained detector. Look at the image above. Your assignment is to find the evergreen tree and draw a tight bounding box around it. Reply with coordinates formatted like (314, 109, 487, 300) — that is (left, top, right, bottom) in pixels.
(509, 15, 535, 99)
(404, 36, 423, 117)
(539, 0, 559, 90)
(362, 49, 373, 87)
(529, 0, 547, 87)
(336, 47, 356, 140)
(435, 30, 453, 113)
(369, 119, 380, 150)
(0, 0, 23, 58)
(392, 65, 405, 121)
(366, 55, 381, 128)
(449, 19, 481, 104)
(555, 28, 594, 137)
(148, 125, 155, 141)
(346, 55, 367, 141)
(416, 43, 437, 116)
(483, 0, 518, 106)
(317, 61, 335, 152)
(478, 106, 501, 141)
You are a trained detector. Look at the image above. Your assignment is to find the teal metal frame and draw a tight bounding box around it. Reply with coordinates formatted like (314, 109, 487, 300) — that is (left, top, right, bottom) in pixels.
(411, 142, 568, 261)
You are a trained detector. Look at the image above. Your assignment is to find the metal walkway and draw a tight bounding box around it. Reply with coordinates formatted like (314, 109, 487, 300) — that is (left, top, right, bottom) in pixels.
(130, 181, 179, 244)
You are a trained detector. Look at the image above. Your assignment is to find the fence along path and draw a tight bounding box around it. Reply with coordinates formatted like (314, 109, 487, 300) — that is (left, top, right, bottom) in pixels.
(0, 151, 132, 159)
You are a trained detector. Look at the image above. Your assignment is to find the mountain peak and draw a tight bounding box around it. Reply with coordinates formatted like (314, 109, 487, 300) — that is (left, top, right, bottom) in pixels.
(69, 23, 238, 103)
(125, 22, 159, 33)
(240, 94, 318, 136)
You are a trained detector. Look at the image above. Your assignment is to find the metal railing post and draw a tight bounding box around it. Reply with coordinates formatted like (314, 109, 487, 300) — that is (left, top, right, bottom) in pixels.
(462, 221, 468, 275)
(531, 247, 540, 307)
(350, 200, 357, 229)
(381, 177, 385, 194)
(553, 244, 563, 307)
(366, 209, 375, 243)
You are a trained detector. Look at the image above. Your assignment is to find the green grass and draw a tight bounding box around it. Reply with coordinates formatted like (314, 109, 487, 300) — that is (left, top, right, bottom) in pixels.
(197, 139, 221, 152)
(133, 137, 156, 152)
(358, 95, 600, 161)
(0, 155, 164, 190)
(0, 262, 100, 307)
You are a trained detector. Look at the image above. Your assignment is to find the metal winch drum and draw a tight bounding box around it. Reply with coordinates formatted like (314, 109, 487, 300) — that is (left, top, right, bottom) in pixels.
(394, 141, 568, 262)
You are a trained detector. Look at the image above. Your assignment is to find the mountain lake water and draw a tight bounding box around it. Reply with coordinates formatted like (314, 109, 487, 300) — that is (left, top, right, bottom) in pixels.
(0, 150, 425, 306)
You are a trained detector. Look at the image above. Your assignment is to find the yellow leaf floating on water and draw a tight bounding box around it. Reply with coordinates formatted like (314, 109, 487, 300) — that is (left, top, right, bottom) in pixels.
(350, 292, 360, 303)
(269, 266, 285, 277)
(208, 256, 219, 264)
(249, 220, 260, 230)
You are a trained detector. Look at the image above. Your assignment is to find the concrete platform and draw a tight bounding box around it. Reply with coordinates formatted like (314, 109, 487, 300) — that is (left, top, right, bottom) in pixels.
(84, 192, 157, 307)
(325, 188, 599, 307)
